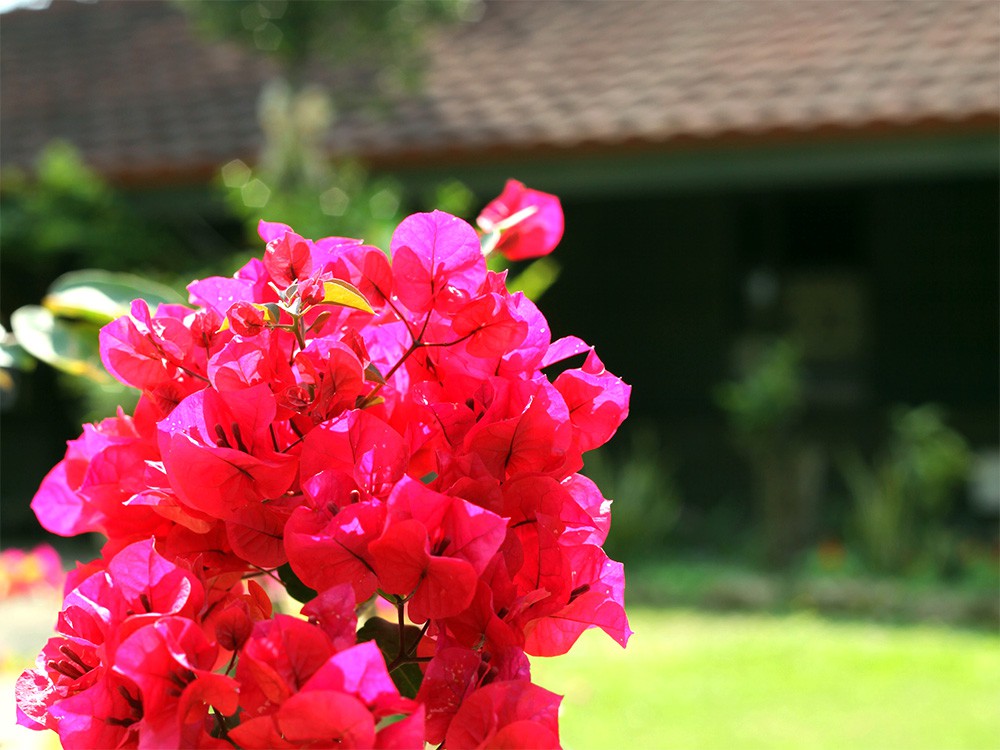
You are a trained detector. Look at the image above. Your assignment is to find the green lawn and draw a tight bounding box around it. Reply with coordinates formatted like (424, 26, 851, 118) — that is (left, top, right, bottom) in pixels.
(531, 608, 1000, 750)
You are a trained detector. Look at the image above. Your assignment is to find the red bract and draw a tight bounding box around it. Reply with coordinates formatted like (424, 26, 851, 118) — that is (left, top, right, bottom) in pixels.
(157, 384, 298, 519)
(31, 408, 164, 539)
(231, 641, 420, 749)
(544, 336, 631, 459)
(451, 293, 529, 359)
(208, 329, 294, 393)
(263, 230, 313, 286)
(523, 544, 632, 657)
(477, 179, 564, 261)
(285, 499, 385, 601)
(101, 301, 211, 407)
(20, 183, 630, 749)
(369, 477, 506, 622)
(113, 617, 238, 748)
(291, 339, 366, 422)
(226, 301, 267, 337)
(300, 583, 358, 651)
(445, 681, 561, 750)
(299, 409, 407, 500)
(417, 639, 530, 745)
(459, 377, 574, 482)
(236, 614, 336, 718)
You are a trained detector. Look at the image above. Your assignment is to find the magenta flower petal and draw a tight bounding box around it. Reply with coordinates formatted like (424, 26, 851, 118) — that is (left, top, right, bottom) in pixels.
(390, 210, 485, 313)
(285, 501, 384, 601)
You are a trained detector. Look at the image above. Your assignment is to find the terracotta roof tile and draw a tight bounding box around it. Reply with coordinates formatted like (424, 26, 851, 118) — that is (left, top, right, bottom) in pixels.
(1, 0, 997, 182)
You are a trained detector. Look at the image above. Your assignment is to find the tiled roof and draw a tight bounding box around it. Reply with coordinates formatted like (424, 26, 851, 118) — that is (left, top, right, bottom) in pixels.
(2, 0, 997, 183)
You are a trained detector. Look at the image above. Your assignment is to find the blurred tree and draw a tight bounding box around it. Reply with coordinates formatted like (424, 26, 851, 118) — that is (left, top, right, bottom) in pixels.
(180, 0, 477, 246)
(180, 0, 474, 90)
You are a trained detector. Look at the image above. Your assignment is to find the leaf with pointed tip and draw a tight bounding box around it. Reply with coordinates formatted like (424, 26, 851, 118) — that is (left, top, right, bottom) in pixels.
(322, 280, 374, 314)
(43, 270, 183, 325)
(10, 305, 109, 382)
(356, 616, 423, 661)
(364, 362, 385, 385)
(389, 661, 423, 700)
(355, 616, 425, 697)
(278, 562, 318, 604)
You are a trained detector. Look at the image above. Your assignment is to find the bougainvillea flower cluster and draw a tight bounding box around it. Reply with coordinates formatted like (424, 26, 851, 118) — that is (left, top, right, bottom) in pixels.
(17, 183, 630, 749)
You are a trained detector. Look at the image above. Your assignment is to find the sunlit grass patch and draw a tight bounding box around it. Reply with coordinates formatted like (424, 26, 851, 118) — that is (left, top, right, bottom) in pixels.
(532, 608, 1000, 750)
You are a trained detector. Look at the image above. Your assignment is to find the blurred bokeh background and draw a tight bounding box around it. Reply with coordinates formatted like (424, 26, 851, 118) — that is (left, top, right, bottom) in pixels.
(1, 1, 998, 748)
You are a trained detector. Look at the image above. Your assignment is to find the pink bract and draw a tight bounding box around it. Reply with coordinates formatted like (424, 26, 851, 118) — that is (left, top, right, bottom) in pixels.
(477, 179, 564, 261)
(18, 185, 629, 749)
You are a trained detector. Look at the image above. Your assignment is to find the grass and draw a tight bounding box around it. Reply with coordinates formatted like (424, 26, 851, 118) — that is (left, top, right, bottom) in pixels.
(531, 607, 1000, 750)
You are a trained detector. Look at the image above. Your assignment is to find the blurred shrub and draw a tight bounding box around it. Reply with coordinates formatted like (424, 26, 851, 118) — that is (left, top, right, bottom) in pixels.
(840, 404, 972, 575)
(715, 340, 819, 568)
(0, 142, 198, 279)
(583, 427, 681, 562)
(715, 339, 802, 437)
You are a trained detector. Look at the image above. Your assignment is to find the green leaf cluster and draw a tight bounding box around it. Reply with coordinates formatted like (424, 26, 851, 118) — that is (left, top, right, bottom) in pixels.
(6, 270, 183, 386)
(714, 339, 803, 439)
(0, 142, 186, 273)
(841, 405, 972, 575)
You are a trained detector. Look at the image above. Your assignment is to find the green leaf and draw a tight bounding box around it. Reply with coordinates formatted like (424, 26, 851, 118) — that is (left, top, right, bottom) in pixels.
(43, 270, 184, 325)
(356, 615, 424, 698)
(277, 562, 318, 604)
(10, 305, 109, 382)
(506, 257, 561, 301)
(322, 279, 374, 314)
(364, 362, 385, 385)
(375, 714, 409, 731)
(307, 310, 332, 333)
(0, 339, 34, 372)
(262, 303, 283, 323)
(389, 661, 423, 699)
(357, 615, 423, 654)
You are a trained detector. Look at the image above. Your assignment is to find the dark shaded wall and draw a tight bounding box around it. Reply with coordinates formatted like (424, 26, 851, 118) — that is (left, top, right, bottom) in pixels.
(546, 174, 998, 459)
(868, 180, 999, 442)
(546, 192, 737, 420)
